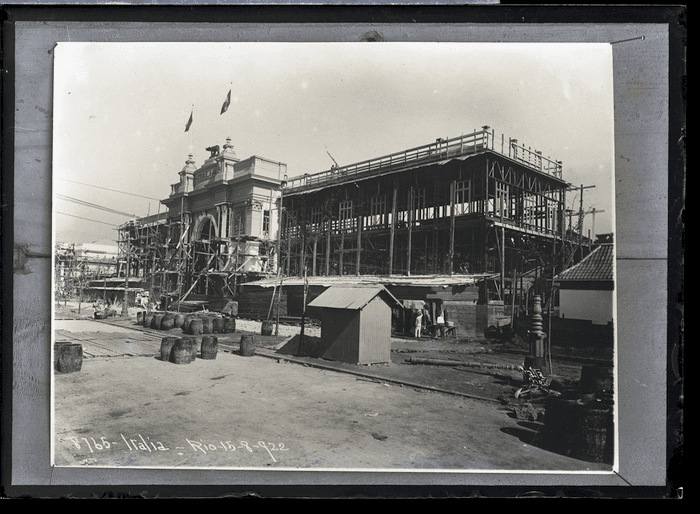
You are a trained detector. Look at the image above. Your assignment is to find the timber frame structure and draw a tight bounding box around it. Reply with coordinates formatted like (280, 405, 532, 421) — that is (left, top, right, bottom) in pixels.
(280, 126, 585, 294)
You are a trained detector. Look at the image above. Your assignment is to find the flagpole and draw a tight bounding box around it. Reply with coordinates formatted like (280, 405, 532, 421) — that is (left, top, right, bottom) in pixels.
(190, 103, 194, 152)
(228, 84, 232, 138)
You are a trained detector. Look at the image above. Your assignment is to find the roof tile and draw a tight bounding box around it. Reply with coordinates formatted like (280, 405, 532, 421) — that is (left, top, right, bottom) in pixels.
(556, 244, 614, 282)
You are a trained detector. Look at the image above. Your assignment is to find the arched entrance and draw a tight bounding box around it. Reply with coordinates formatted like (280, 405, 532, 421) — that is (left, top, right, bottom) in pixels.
(192, 214, 221, 295)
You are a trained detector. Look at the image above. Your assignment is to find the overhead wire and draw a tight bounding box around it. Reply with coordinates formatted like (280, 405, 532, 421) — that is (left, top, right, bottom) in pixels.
(56, 194, 138, 218)
(55, 212, 119, 227)
(58, 177, 161, 201)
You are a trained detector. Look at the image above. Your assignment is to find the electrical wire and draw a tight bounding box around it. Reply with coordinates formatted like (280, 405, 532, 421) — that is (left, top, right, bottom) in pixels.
(58, 177, 161, 201)
(55, 212, 119, 226)
(56, 194, 137, 218)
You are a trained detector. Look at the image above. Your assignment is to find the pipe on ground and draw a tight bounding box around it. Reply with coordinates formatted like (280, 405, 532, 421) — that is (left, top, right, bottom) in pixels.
(406, 357, 523, 371)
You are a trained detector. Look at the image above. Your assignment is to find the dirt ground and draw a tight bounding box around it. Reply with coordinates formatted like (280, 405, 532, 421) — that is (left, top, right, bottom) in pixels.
(52, 303, 613, 472)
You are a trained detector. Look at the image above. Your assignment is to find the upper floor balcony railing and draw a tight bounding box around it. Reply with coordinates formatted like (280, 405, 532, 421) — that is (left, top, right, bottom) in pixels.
(284, 126, 563, 192)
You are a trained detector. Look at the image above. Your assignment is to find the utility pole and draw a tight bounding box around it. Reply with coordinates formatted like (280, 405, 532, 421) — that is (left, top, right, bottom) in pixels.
(583, 207, 605, 243)
(568, 184, 595, 262)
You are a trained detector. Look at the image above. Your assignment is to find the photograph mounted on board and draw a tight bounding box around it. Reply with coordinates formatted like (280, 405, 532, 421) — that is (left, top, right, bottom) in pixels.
(51, 42, 616, 471)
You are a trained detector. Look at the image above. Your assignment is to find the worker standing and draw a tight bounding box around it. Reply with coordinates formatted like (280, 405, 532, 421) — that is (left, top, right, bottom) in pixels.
(414, 311, 423, 338)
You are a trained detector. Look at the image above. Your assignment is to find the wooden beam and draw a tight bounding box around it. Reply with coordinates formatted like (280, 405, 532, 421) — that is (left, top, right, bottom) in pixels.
(339, 228, 345, 276)
(356, 214, 362, 276)
(449, 180, 456, 276)
(389, 180, 397, 275)
(325, 219, 331, 276)
(407, 186, 413, 276)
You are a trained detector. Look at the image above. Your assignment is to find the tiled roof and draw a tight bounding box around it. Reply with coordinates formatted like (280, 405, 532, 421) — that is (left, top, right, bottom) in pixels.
(308, 286, 401, 310)
(556, 244, 614, 282)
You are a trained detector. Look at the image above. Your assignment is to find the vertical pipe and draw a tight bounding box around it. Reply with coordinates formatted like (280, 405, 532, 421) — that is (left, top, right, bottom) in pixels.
(312, 237, 317, 277)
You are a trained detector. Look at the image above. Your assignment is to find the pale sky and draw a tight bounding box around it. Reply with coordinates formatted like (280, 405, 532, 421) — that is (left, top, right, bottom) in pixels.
(53, 42, 614, 246)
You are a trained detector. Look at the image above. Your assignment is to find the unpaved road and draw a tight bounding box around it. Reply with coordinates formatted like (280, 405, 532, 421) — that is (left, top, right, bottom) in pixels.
(53, 348, 609, 472)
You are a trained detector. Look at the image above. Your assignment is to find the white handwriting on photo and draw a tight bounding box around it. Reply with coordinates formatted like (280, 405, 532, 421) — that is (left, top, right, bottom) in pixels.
(65, 435, 289, 463)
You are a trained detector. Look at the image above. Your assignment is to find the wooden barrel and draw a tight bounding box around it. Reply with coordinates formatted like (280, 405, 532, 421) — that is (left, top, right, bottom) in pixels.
(182, 315, 194, 333)
(261, 320, 274, 336)
(54, 342, 71, 371)
(240, 335, 256, 357)
(211, 317, 225, 334)
(201, 316, 213, 335)
(224, 317, 236, 334)
(160, 313, 176, 331)
(188, 318, 203, 335)
(201, 336, 218, 360)
(160, 336, 179, 362)
(169, 338, 194, 364)
(56, 343, 83, 373)
(180, 337, 198, 362)
(137, 311, 144, 325)
(174, 314, 186, 329)
(151, 313, 164, 330)
(144, 312, 155, 327)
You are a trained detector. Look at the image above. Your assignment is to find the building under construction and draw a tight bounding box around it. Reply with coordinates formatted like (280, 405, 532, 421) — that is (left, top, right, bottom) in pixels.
(116, 126, 597, 335)
(280, 126, 573, 285)
(117, 137, 286, 310)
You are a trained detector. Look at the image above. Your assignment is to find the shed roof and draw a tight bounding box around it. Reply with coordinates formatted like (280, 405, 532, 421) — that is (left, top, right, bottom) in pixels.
(555, 244, 614, 282)
(308, 286, 401, 311)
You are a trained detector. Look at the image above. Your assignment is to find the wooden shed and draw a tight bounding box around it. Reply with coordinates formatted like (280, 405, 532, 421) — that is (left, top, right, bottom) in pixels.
(307, 286, 400, 365)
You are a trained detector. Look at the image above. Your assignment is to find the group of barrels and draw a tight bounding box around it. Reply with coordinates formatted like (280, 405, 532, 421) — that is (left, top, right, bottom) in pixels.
(159, 336, 219, 364)
(160, 333, 257, 364)
(137, 311, 236, 335)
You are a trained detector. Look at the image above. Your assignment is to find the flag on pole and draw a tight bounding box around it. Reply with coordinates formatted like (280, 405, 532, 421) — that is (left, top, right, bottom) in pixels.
(185, 110, 193, 132)
(220, 90, 231, 115)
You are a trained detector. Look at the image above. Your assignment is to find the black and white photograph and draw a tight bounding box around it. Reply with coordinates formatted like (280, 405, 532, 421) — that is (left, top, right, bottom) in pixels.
(49, 40, 622, 473)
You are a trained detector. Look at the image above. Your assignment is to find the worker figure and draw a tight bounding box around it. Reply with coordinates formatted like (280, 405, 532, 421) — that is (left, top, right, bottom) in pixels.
(437, 310, 446, 339)
(414, 311, 423, 338)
